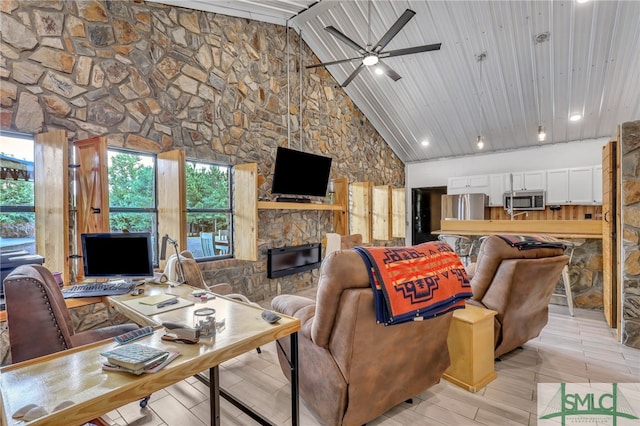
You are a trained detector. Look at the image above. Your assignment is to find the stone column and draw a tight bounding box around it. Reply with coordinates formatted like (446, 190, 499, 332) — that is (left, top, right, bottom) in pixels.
(620, 119, 640, 349)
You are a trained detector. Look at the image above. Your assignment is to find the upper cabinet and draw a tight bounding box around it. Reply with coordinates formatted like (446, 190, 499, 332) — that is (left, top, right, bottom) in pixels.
(593, 165, 603, 204)
(450, 166, 602, 207)
(488, 174, 505, 206)
(505, 170, 546, 191)
(447, 175, 489, 195)
(545, 169, 570, 205)
(546, 167, 599, 205)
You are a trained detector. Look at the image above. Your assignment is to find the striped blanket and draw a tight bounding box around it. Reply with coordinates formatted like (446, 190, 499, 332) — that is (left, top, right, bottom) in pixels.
(354, 242, 472, 325)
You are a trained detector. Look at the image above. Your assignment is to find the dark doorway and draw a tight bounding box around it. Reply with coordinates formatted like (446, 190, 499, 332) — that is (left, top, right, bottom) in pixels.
(411, 186, 447, 245)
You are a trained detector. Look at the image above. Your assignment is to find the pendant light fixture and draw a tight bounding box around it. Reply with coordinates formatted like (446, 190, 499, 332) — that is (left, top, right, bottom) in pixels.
(537, 125, 546, 142)
(534, 32, 550, 142)
(476, 51, 487, 149)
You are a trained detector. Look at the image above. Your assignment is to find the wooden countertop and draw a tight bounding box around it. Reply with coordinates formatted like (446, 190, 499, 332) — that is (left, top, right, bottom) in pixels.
(437, 219, 602, 239)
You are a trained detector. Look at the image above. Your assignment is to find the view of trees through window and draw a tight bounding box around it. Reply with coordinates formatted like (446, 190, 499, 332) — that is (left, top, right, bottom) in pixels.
(0, 133, 35, 255)
(186, 161, 232, 259)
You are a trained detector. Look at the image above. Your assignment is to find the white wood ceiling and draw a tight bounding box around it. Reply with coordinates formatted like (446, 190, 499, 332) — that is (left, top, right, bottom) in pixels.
(149, 0, 640, 163)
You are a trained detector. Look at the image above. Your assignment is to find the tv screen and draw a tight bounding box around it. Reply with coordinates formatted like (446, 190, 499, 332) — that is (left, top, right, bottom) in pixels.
(271, 147, 332, 198)
(81, 232, 153, 280)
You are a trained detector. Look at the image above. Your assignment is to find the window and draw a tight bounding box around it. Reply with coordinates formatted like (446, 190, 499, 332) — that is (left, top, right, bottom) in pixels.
(185, 160, 232, 260)
(0, 132, 35, 254)
(108, 149, 158, 264)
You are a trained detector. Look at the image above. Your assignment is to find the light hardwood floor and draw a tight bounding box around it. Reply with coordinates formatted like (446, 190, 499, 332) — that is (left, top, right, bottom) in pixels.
(103, 303, 640, 426)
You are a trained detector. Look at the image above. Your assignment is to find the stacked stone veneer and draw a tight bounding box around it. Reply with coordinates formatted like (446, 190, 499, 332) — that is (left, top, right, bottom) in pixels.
(620, 119, 640, 349)
(0, 0, 406, 362)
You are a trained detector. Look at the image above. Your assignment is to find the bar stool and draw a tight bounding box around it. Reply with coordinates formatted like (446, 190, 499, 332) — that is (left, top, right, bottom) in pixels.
(556, 240, 578, 317)
(438, 234, 475, 266)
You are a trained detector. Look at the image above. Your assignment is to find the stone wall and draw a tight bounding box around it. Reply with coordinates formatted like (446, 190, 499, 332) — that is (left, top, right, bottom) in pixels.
(620, 119, 640, 349)
(0, 0, 404, 305)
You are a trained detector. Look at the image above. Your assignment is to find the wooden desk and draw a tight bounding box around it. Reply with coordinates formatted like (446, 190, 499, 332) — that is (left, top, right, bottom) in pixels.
(0, 285, 300, 426)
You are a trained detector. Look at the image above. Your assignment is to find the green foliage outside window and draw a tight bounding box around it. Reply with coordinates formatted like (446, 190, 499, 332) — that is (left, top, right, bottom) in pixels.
(108, 151, 155, 232)
(0, 180, 33, 225)
(186, 162, 230, 234)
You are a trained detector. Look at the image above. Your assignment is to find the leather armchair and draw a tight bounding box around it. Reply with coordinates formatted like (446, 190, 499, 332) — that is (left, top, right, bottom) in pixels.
(271, 249, 453, 426)
(3, 264, 138, 364)
(466, 235, 569, 358)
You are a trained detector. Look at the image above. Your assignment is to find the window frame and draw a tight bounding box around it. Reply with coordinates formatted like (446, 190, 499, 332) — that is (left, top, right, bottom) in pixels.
(185, 159, 233, 262)
(0, 131, 36, 253)
(107, 148, 159, 266)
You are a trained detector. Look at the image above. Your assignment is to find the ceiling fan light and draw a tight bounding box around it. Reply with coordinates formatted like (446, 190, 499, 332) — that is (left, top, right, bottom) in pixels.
(538, 125, 546, 142)
(476, 135, 484, 149)
(362, 54, 379, 66)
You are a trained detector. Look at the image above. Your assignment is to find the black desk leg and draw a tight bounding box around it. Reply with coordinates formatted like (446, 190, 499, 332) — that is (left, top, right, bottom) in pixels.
(210, 366, 221, 426)
(290, 332, 299, 426)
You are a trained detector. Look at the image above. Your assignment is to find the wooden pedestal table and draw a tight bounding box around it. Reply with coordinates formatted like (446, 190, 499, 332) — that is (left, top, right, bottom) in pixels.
(443, 304, 497, 392)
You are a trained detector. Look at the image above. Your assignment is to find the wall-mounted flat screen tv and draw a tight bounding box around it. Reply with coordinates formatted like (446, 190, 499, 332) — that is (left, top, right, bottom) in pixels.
(271, 147, 332, 198)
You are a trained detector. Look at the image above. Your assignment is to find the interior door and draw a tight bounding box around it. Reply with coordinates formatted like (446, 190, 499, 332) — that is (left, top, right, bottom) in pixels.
(411, 187, 446, 245)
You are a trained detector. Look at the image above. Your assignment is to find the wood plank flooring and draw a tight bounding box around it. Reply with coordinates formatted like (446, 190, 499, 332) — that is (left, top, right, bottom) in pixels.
(102, 304, 639, 426)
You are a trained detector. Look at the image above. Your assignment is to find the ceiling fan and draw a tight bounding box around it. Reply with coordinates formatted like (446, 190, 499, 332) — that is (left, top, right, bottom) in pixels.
(306, 7, 441, 87)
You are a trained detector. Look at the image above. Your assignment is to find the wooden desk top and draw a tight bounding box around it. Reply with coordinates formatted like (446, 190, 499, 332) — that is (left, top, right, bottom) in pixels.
(0, 285, 300, 426)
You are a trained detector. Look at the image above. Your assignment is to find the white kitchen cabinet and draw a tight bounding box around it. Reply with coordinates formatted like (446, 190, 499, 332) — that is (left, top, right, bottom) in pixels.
(545, 169, 570, 205)
(569, 167, 593, 204)
(447, 175, 489, 195)
(546, 167, 599, 205)
(505, 170, 546, 191)
(592, 165, 603, 204)
(488, 173, 506, 206)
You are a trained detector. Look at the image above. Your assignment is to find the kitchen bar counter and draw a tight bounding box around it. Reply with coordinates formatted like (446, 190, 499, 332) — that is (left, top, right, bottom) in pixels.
(437, 220, 602, 239)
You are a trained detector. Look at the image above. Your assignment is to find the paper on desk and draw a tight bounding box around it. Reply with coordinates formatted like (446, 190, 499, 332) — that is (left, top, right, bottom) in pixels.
(138, 294, 178, 305)
(122, 297, 194, 316)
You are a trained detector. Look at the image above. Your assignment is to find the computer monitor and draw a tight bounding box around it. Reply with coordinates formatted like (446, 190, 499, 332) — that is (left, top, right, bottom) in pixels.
(81, 232, 153, 281)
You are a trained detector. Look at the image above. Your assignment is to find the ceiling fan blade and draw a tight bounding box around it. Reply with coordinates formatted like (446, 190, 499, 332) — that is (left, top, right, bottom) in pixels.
(341, 63, 365, 87)
(372, 9, 416, 53)
(306, 56, 363, 69)
(325, 26, 367, 54)
(380, 43, 442, 59)
(376, 60, 401, 81)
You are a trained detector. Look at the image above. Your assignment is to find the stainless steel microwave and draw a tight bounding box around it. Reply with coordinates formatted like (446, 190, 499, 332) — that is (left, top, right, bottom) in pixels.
(503, 190, 545, 210)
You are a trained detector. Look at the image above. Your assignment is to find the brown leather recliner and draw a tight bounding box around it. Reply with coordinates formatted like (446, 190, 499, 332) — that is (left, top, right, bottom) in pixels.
(271, 249, 453, 426)
(3, 264, 139, 364)
(466, 235, 569, 358)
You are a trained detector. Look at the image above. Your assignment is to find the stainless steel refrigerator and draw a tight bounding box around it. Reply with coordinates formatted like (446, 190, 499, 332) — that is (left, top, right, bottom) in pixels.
(441, 193, 489, 220)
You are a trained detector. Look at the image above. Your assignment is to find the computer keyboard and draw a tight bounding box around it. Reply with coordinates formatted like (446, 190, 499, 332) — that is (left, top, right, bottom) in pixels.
(61, 281, 137, 298)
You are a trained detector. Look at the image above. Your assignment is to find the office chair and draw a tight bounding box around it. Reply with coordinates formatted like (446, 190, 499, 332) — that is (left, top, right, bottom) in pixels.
(3, 264, 139, 364)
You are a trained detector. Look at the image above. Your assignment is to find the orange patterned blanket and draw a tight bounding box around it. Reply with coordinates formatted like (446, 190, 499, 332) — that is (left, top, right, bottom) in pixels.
(354, 242, 472, 325)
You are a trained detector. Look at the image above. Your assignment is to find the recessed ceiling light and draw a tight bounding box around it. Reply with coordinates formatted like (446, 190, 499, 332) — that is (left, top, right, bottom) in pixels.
(576, 0, 589, 3)
(374, 67, 384, 75)
(421, 139, 429, 146)
(569, 114, 582, 121)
